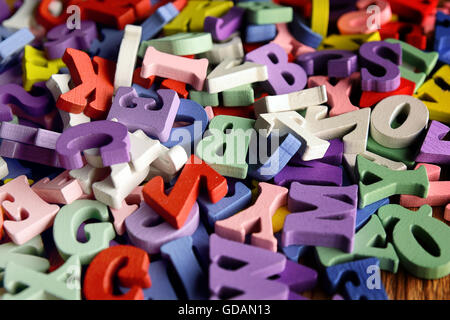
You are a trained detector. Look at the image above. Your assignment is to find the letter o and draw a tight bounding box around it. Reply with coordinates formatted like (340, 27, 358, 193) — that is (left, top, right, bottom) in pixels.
(370, 95, 429, 148)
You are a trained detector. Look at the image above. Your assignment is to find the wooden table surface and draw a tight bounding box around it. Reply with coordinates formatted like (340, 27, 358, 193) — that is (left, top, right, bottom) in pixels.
(302, 206, 450, 300)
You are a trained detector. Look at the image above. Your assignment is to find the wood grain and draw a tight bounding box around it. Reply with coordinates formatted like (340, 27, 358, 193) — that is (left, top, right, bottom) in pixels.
(301, 206, 450, 300)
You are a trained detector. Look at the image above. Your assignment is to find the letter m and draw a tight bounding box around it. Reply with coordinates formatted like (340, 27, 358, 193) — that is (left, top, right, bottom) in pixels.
(282, 182, 358, 252)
